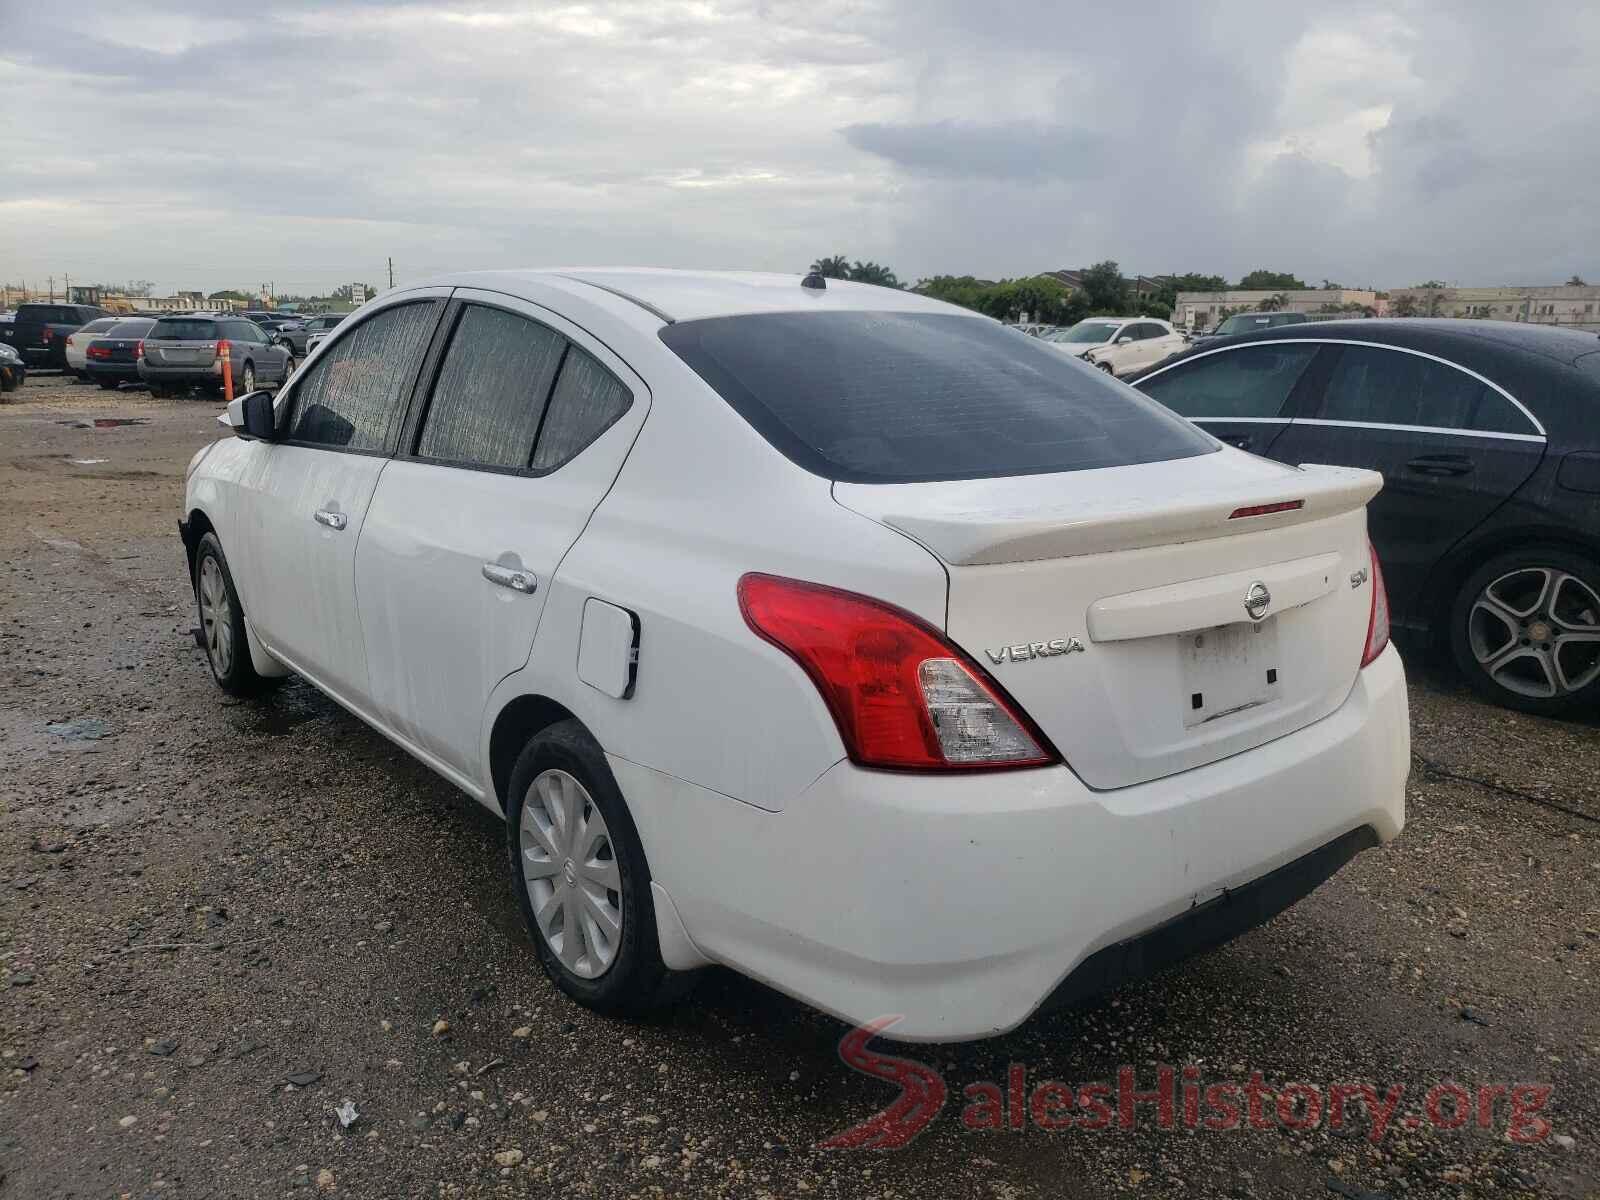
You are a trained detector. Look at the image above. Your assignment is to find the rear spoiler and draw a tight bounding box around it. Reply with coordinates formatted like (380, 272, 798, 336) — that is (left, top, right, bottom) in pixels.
(838, 463, 1383, 567)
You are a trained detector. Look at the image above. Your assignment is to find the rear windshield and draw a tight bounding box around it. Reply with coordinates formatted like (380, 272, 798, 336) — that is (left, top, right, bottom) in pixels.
(149, 319, 219, 340)
(660, 311, 1216, 483)
(107, 320, 154, 337)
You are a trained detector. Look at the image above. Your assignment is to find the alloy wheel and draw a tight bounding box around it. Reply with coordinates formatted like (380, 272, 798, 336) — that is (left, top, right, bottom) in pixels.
(519, 768, 624, 979)
(240, 363, 255, 392)
(1467, 566, 1600, 698)
(198, 556, 234, 677)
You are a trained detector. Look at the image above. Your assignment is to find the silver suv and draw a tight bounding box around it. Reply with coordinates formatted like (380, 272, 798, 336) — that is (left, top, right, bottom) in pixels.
(139, 314, 294, 398)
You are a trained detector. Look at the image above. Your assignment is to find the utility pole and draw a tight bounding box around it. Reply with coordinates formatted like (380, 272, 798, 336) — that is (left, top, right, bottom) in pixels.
(64, 273, 71, 303)
(387, 257, 394, 289)
(48, 275, 55, 301)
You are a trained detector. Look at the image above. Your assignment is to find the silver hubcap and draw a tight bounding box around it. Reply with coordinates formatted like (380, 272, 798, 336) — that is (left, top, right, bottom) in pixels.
(519, 769, 623, 979)
(1469, 567, 1600, 698)
(241, 364, 254, 390)
(198, 556, 234, 677)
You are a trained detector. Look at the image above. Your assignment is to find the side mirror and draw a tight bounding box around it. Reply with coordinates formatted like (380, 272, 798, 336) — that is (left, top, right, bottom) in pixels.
(224, 390, 279, 441)
(1116, 335, 1134, 345)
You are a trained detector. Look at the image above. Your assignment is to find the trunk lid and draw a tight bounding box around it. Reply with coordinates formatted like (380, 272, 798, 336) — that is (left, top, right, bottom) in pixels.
(145, 338, 218, 367)
(836, 453, 1383, 789)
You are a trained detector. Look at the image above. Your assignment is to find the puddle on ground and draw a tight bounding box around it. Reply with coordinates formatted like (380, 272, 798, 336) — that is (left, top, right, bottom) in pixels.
(233, 681, 331, 737)
(93, 417, 149, 428)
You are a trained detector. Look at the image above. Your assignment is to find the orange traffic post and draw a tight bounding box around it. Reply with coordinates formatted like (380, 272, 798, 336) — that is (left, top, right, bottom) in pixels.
(221, 339, 233, 404)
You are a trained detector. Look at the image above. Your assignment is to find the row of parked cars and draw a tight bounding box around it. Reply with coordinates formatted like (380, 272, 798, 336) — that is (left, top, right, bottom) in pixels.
(0, 303, 349, 394)
(1014, 311, 1314, 378)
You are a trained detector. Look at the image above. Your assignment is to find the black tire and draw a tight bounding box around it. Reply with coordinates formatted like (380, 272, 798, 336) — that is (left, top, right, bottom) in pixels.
(1097, 361, 1115, 374)
(97, 378, 119, 391)
(148, 384, 169, 399)
(1448, 545, 1600, 717)
(192, 532, 278, 697)
(505, 719, 687, 1015)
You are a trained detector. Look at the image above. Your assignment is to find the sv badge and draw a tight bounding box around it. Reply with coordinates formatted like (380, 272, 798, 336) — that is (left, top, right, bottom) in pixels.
(985, 637, 1085, 666)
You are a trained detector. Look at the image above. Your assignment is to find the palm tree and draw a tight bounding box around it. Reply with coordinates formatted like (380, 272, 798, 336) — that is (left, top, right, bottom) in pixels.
(1258, 293, 1289, 312)
(809, 255, 851, 280)
(848, 261, 902, 289)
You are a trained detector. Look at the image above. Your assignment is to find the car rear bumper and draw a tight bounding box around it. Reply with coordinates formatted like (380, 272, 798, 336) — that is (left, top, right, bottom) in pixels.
(616, 643, 1409, 1041)
(139, 362, 224, 384)
(86, 362, 141, 381)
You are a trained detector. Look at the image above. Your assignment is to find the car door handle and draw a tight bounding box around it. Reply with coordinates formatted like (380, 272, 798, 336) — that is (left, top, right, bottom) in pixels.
(1406, 454, 1474, 477)
(482, 563, 537, 594)
(312, 509, 348, 530)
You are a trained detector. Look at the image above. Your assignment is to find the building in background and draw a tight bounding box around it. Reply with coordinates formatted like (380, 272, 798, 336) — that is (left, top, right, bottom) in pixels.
(1386, 284, 1600, 331)
(1174, 289, 1379, 331)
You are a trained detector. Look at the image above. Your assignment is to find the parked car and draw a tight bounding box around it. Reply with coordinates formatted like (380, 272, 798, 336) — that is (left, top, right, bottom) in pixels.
(278, 312, 347, 356)
(1044, 317, 1186, 376)
(0, 302, 110, 370)
(1190, 311, 1309, 348)
(64, 316, 126, 380)
(140, 314, 294, 398)
(0, 342, 25, 392)
(180, 269, 1406, 1040)
(84, 318, 158, 390)
(1133, 319, 1600, 715)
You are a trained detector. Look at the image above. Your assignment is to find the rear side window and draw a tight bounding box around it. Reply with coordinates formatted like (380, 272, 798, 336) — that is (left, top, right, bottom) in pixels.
(287, 302, 439, 451)
(1318, 346, 1535, 434)
(531, 345, 632, 471)
(660, 311, 1213, 483)
(416, 305, 566, 470)
(150, 319, 219, 340)
(1139, 344, 1318, 419)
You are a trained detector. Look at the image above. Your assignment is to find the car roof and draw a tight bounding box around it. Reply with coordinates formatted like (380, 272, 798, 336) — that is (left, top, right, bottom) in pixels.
(1218, 317, 1600, 365)
(418, 267, 969, 325)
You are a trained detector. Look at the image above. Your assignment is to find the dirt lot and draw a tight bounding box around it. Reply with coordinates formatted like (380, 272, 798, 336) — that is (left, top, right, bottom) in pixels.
(2, 373, 1598, 1199)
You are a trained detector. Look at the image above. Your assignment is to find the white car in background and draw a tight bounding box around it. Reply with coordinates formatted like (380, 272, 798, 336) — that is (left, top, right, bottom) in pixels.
(1046, 317, 1187, 377)
(64, 316, 125, 380)
(180, 269, 1407, 1041)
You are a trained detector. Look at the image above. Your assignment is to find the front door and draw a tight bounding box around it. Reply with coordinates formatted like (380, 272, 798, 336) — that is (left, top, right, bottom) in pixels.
(354, 289, 650, 781)
(233, 294, 446, 707)
(1265, 343, 1546, 621)
(1135, 340, 1326, 457)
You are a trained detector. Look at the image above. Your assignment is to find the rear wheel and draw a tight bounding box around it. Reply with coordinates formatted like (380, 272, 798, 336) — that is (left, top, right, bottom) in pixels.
(505, 720, 688, 1015)
(97, 378, 119, 391)
(238, 361, 256, 393)
(1096, 361, 1115, 374)
(193, 532, 278, 697)
(1449, 547, 1600, 716)
(148, 384, 169, 398)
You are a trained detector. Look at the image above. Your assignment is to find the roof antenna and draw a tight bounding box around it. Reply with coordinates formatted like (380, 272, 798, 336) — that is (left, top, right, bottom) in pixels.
(801, 271, 827, 290)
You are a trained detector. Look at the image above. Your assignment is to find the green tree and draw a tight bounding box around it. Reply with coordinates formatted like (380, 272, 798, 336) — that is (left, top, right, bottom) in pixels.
(1390, 295, 1419, 317)
(1568, 274, 1588, 286)
(1258, 293, 1290, 312)
(1166, 272, 1228, 293)
(810, 255, 851, 279)
(1415, 279, 1448, 289)
(1319, 278, 1343, 289)
(1079, 260, 1128, 313)
(848, 261, 902, 289)
(1237, 269, 1305, 290)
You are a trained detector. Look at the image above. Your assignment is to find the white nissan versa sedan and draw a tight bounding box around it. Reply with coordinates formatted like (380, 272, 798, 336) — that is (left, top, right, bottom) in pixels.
(180, 269, 1409, 1041)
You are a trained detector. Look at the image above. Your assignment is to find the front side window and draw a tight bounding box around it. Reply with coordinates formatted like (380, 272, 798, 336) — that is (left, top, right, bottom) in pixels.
(1318, 346, 1534, 434)
(286, 301, 439, 450)
(661, 310, 1214, 483)
(1059, 321, 1124, 344)
(415, 304, 566, 470)
(1139, 343, 1318, 419)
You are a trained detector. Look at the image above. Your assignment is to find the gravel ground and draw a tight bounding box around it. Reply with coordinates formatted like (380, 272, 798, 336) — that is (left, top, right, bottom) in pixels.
(3, 373, 1597, 1199)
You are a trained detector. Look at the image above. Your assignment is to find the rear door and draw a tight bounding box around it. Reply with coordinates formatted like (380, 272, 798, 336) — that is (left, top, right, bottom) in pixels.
(1267, 342, 1546, 621)
(1137, 340, 1327, 456)
(233, 294, 446, 707)
(354, 289, 649, 779)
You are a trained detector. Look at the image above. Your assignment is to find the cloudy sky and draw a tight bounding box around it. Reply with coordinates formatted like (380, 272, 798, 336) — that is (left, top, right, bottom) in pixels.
(2, 1, 1596, 297)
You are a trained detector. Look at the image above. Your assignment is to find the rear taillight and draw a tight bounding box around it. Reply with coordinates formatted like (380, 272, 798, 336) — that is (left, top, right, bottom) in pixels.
(135, 339, 144, 360)
(87, 344, 109, 360)
(738, 573, 1057, 771)
(42, 327, 53, 343)
(1360, 541, 1390, 668)
(65, 334, 75, 348)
